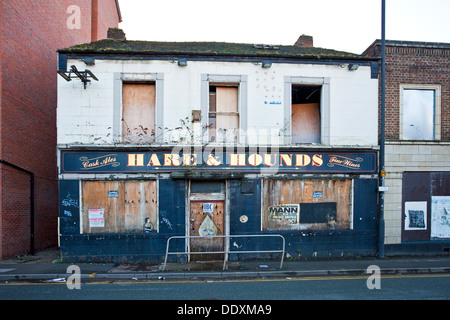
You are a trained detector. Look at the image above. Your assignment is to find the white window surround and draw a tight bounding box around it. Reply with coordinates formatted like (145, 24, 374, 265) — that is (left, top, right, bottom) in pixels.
(284, 76, 330, 145)
(399, 84, 441, 141)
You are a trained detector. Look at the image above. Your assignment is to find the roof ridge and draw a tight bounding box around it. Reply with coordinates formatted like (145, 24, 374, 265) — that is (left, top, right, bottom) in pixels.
(58, 39, 373, 61)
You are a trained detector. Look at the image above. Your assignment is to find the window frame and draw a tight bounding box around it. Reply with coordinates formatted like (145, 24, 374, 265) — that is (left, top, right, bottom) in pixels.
(261, 179, 354, 231)
(201, 74, 248, 145)
(208, 85, 240, 143)
(80, 180, 159, 234)
(114, 73, 164, 144)
(399, 84, 441, 141)
(121, 81, 156, 144)
(284, 76, 330, 145)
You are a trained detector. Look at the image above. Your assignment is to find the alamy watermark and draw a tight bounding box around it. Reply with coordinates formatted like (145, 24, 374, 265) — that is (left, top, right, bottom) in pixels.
(366, 265, 381, 290)
(66, 5, 81, 30)
(66, 265, 81, 290)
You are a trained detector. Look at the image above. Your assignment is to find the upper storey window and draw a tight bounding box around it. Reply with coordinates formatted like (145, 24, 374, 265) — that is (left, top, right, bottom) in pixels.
(291, 84, 322, 144)
(122, 82, 156, 144)
(400, 85, 441, 141)
(209, 85, 239, 143)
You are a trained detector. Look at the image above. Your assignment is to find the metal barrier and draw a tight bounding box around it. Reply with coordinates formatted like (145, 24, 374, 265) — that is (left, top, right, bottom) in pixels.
(162, 234, 285, 271)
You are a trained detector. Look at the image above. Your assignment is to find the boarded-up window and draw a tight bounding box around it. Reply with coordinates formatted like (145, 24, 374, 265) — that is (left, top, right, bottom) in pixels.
(81, 180, 157, 234)
(262, 179, 352, 230)
(122, 83, 156, 144)
(291, 85, 321, 144)
(209, 86, 239, 143)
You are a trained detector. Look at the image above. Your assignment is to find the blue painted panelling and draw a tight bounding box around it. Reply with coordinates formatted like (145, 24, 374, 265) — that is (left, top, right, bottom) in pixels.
(158, 179, 186, 235)
(59, 180, 80, 235)
(60, 177, 379, 262)
(58, 54, 68, 71)
(353, 179, 378, 231)
(229, 180, 261, 234)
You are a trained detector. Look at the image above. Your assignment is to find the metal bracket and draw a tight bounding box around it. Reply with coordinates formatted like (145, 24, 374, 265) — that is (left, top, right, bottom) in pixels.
(57, 65, 98, 89)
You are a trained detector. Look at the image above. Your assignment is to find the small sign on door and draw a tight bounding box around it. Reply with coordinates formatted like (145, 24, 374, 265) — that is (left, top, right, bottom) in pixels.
(203, 203, 214, 213)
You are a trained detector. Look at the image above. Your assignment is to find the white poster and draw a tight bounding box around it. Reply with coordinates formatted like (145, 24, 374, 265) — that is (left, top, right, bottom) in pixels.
(404, 201, 427, 230)
(431, 196, 450, 239)
(89, 209, 105, 227)
(268, 204, 300, 225)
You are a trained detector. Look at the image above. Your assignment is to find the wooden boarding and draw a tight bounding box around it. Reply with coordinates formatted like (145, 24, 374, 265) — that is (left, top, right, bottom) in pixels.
(189, 200, 225, 261)
(262, 179, 351, 230)
(82, 180, 157, 233)
(122, 83, 156, 143)
(215, 87, 239, 142)
(291, 103, 320, 143)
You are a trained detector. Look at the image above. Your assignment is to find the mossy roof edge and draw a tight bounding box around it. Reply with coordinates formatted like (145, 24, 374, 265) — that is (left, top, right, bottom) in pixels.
(58, 39, 375, 61)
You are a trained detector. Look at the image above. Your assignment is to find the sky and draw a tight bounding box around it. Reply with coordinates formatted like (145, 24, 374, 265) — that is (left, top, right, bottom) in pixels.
(118, 0, 450, 54)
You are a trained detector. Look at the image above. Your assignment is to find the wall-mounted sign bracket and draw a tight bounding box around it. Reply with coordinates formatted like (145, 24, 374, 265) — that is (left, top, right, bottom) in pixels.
(57, 65, 98, 89)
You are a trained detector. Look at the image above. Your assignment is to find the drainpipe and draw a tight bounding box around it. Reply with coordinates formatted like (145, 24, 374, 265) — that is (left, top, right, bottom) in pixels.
(0, 160, 35, 255)
(378, 0, 386, 258)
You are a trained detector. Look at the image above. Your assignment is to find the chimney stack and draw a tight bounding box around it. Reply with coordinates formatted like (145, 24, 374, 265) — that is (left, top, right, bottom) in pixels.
(107, 28, 126, 42)
(294, 34, 313, 48)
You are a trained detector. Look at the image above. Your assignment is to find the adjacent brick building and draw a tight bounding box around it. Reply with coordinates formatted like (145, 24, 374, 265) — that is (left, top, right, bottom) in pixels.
(364, 40, 450, 255)
(0, 0, 121, 259)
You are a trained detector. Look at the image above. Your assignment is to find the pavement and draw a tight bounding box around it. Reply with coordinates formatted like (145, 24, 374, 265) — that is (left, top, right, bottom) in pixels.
(0, 248, 449, 282)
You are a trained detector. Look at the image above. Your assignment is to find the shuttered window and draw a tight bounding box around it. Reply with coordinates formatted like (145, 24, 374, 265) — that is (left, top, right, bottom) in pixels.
(262, 179, 352, 231)
(81, 180, 158, 234)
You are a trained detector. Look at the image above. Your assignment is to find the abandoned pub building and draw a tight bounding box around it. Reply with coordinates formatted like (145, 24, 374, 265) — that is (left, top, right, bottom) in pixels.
(57, 32, 380, 262)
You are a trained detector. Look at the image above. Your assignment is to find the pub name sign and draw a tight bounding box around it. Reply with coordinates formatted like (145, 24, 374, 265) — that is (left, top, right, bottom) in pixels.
(60, 150, 377, 174)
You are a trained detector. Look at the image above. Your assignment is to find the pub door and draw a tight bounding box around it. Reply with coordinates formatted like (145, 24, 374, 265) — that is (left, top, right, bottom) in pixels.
(188, 181, 225, 261)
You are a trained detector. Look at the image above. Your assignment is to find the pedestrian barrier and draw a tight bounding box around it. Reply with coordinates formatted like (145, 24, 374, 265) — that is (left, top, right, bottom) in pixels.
(162, 234, 285, 271)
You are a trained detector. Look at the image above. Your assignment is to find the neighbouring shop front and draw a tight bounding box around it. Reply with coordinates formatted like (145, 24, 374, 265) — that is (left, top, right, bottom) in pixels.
(58, 148, 379, 263)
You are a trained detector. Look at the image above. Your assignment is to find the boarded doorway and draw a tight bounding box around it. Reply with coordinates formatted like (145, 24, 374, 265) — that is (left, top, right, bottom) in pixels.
(189, 181, 225, 261)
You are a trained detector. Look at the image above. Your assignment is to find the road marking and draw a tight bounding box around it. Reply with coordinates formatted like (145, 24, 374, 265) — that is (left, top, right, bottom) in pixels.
(0, 269, 16, 273)
(1, 273, 449, 286)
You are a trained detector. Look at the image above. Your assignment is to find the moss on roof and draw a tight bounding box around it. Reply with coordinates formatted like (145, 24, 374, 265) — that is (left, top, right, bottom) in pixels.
(59, 39, 372, 61)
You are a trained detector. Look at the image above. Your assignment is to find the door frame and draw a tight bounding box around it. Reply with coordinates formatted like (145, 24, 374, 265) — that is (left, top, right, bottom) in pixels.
(186, 180, 229, 262)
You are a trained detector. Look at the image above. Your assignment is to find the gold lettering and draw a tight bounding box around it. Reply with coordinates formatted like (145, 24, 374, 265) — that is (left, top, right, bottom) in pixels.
(182, 154, 197, 166)
(295, 154, 311, 167)
(229, 154, 246, 166)
(147, 154, 161, 166)
(248, 154, 263, 166)
(164, 154, 181, 166)
(127, 154, 144, 166)
(206, 154, 221, 166)
(279, 154, 292, 166)
(264, 154, 277, 166)
(312, 154, 323, 167)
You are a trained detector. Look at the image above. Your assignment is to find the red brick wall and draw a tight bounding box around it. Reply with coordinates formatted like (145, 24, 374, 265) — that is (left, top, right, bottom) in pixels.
(1, 167, 31, 258)
(97, 0, 122, 40)
(365, 41, 450, 141)
(0, 0, 120, 259)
